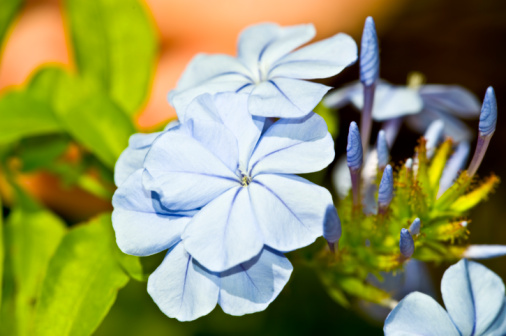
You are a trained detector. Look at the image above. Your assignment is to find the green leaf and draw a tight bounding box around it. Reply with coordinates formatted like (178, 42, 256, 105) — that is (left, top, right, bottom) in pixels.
(3, 208, 67, 336)
(55, 93, 135, 168)
(64, 0, 157, 115)
(0, 0, 23, 48)
(0, 196, 3, 305)
(33, 214, 130, 336)
(0, 91, 62, 145)
(16, 135, 70, 172)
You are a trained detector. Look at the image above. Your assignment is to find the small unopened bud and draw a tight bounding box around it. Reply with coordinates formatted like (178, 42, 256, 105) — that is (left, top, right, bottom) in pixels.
(347, 122, 363, 171)
(467, 86, 498, 176)
(438, 141, 470, 197)
(323, 205, 342, 253)
(360, 17, 380, 87)
(479, 86, 497, 137)
(378, 165, 394, 209)
(377, 130, 389, 170)
(424, 120, 444, 159)
(405, 158, 413, 170)
(409, 218, 421, 235)
(400, 228, 415, 258)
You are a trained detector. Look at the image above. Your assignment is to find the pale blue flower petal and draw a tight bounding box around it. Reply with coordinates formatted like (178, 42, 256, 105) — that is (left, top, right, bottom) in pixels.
(384, 292, 460, 336)
(347, 82, 423, 120)
(170, 78, 251, 119)
(419, 85, 481, 118)
(248, 78, 331, 118)
(484, 297, 506, 335)
(441, 259, 506, 335)
(406, 107, 474, 143)
(322, 84, 355, 109)
(269, 33, 357, 79)
(237, 23, 315, 77)
(360, 17, 379, 86)
(219, 247, 293, 315)
(112, 169, 191, 256)
(249, 174, 330, 252)
(248, 112, 334, 175)
(463, 245, 506, 259)
(183, 93, 264, 168)
(147, 242, 220, 322)
(143, 124, 239, 210)
(182, 187, 264, 273)
(114, 132, 162, 187)
(171, 54, 250, 93)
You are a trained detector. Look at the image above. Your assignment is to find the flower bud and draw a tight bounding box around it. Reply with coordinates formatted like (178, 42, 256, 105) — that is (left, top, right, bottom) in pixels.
(360, 17, 379, 86)
(377, 130, 389, 170)
(409, 218, 421, 235)
(347, 122, 363, 171)
(400, 228, 415, 258)
(479, 86, 497, 137)
(378, 164, 393, 208)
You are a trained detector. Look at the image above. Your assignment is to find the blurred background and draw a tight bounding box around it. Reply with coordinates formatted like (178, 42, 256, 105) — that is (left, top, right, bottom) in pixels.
(1, 0, 506, 335)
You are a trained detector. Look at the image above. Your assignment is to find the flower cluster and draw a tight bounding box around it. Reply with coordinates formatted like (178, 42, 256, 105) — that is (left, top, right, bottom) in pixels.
(113, 17, 504, 329)
(112, 23, 357, 321)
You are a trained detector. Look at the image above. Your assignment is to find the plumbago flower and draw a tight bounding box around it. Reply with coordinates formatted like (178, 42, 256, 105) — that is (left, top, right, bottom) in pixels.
(168, 23, 357, 118)
(112, 92, 339, 321)
(384, 259, 506, 335)
(324, 79, 481, 143)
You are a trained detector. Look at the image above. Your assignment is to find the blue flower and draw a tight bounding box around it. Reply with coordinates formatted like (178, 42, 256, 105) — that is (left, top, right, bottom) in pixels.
(324, 81, 481, 142)
(168, 23, 357, 119)
(384, 259, 506, 335)
(112, 92, 337, 320)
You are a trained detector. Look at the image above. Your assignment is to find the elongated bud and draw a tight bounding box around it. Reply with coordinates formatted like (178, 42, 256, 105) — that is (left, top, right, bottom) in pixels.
(360, 17, 380, 86)
(479, 87, 497, 137)
(323, 205, 342, 253)
(405, 158, 413, 170)
(377, 130, 389, 170)
(347, 122, 363, 171)
(468, 86, 498, 176)
(378, 164, 393, 209)
(409, 218, 421, 235)
(438, 141, 470, 197)
(424, 120, 444, 159)
(400, 228, 415, 258)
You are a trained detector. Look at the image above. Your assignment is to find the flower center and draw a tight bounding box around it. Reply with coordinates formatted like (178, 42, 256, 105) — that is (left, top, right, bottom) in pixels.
(241, 174, 252, 187)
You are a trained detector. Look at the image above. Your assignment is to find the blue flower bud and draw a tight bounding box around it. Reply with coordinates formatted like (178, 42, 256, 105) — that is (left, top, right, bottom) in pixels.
(378, 164, 393, 207)
(360, 17, 379, 86)
(405, 158, 413, 170)
(400, 228, 415, 258)
(409, 218, 421, 235)
(424, 120, 444, 159)
(323, 205, 342, 245)
(377, 130, 389, 169)
(347, 122, 363, 171)
(479, 86, 497, 136)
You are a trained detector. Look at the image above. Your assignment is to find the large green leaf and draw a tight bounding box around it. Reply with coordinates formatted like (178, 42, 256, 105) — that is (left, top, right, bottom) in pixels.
(0, 0, 23, 48)
(0, 91, 62, 145)
(55, 93, 135, 168)
(64, 0, 157, 115)
(33, 214, 130, 336)
(2, 208, 67, 336)
(27, 66, 136, 168)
